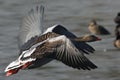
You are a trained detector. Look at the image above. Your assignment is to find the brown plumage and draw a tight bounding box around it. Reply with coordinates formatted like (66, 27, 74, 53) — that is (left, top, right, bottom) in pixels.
(20, 32, 97, 70)
(88, 19, 110, 35)
(29, 32, 97, 70)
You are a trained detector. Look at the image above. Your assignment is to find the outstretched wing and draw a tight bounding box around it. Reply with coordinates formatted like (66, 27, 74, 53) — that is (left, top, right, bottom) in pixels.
(31, 35, 97, 70)
(44, 24, 95, 54)
(18, 5, 44, 48)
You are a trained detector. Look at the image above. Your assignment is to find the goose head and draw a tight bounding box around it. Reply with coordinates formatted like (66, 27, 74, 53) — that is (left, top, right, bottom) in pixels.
(5, 48, 36, 76)
(5, 60, 33, 76)
(5, 60, 22, 76)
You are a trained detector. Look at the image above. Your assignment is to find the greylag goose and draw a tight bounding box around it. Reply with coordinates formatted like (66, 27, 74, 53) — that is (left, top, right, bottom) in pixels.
(5, 5, 98, 76)
(88, 19, 110, 35)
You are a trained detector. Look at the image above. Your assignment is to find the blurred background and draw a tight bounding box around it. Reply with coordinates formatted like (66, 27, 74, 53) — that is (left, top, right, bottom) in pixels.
(0, 0, 120, 80)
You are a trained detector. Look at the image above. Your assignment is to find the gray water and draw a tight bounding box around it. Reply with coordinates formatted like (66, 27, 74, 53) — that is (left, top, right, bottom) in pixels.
(0, 0, 120, 80)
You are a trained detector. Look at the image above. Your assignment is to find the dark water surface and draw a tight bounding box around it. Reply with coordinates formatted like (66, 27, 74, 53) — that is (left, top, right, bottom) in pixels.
(0, 0, 120, 80)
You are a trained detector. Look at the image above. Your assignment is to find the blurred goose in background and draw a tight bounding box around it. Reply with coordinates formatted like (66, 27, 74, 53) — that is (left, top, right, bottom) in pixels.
(114, 12, 120, 36)
(115, 25, 120, 36)
(76, 34, 101, 42)
(114, 12, 120, 24)
(5, 5, 98, 76)
(114, 25, 120, 49)
(114, 37, 120, 49)
(88, 19, 110, 35)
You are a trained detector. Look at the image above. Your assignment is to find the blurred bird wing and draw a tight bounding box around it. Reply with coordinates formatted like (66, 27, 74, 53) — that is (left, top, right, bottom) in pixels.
(98, 26, 110, 34)
(31, 35, 97, 70)
(18, 5, 44, 48)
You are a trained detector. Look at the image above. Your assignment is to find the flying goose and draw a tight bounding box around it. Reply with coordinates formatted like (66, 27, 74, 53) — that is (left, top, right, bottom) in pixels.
(88, 19, 110, 35)
(18, 5, 99, 69)
(5, 5, 98, 76)
(5, 32, 97, 76)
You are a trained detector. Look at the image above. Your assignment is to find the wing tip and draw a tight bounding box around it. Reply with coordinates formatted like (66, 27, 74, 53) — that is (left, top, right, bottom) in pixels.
(29, 5, 44, 14)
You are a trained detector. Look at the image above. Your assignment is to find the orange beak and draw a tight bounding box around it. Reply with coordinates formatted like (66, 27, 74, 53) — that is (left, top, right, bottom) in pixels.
(6, 67, 21, 76)
(6, 62, 32, 76)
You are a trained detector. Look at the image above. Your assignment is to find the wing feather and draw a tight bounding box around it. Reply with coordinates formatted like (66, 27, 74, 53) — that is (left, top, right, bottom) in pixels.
(18, 5, 44, 47)
(31, 35, 97, 70)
